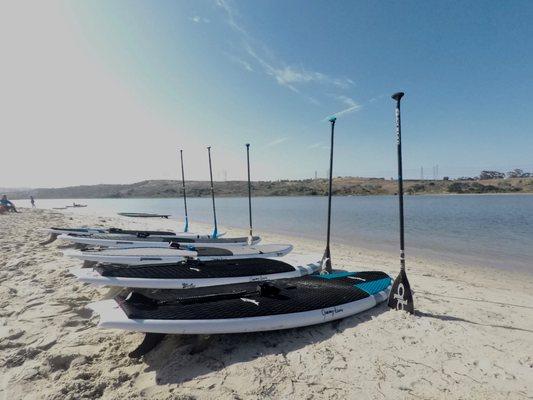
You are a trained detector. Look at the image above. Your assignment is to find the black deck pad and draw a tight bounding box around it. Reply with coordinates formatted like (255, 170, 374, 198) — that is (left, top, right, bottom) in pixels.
(107, 228, 175, 236)
(195, 247, 233, 256)
(96, 258, 295, 279)
(116, 271, 390, 320)
(52, 227, 96, 233)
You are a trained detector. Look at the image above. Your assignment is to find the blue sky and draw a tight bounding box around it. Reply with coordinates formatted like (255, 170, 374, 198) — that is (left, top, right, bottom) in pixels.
(1, 0, 532, 187)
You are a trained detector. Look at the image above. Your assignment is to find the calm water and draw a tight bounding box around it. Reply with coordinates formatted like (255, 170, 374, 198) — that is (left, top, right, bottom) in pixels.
(26, 195, 533, 272)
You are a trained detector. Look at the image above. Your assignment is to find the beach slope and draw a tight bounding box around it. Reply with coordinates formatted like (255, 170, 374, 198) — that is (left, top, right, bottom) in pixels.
(1, 209, 532, 399)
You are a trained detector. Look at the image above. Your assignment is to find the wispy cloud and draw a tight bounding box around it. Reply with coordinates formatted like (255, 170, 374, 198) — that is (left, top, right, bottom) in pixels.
(215, 0, 248, 36)
(265, 137, 289, 147)
(323, 95, 362, 120)
(215, 0, 354, 95)
(307, 142, 323, 149)
(368, 94, 386, 103)
(224, 52, 254, 72)
(189, 16, 210, 23)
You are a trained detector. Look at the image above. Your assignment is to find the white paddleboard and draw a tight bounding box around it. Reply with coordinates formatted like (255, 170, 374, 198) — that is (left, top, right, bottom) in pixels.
(64, 244, 293, 265)
(70, 254, 321, 289)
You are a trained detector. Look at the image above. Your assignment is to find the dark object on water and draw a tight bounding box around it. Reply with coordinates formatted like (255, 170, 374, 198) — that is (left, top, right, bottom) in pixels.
(118, 212, 170, 218)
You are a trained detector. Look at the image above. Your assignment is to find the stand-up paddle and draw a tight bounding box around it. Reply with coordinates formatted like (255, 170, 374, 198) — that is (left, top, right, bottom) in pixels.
(245, 143, 254, 245)
(387, 91, 415, 314)
(207, 146, 218, 238)
(321, 116, 336, 273)
(179, 149, 189, 233)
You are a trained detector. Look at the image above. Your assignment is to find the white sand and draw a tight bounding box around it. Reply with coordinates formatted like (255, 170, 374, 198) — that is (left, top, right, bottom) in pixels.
(1, 208, 532, 399)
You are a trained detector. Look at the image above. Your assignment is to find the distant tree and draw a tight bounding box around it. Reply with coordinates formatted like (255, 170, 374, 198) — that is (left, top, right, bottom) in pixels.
(458, 176, 476, 181)
(479, 170, 505, 180)
(507, 169, 531, 178)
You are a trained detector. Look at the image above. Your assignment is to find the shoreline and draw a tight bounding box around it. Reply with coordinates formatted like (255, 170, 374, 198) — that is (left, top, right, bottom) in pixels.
(1, 209, 532, 399)
(9, 191, 533, 201)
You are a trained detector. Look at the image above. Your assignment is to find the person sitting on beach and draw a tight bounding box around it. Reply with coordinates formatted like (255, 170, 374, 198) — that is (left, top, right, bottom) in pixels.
(1, 195, 18, 213)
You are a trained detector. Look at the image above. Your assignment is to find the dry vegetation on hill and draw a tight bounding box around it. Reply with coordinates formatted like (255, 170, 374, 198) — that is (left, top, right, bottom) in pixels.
(6, 177, 533, 199)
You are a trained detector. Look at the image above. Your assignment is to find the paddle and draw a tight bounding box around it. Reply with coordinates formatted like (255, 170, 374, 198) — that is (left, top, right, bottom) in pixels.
(245, 143, 254, 245)
(207, 146, 219, 238)
(179, 149, 189, 233)
(321, 116, 336, 273)
(387, 92, 415, 314)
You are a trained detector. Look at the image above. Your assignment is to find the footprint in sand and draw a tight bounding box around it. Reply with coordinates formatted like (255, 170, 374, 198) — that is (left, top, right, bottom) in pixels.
(1, 347, 42, 368)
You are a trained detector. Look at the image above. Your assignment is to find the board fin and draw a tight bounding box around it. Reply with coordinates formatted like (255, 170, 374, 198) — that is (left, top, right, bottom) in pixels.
(387, 268, 414, 314)
(129, 333, 166, 358)
(82, 260, 98, 268)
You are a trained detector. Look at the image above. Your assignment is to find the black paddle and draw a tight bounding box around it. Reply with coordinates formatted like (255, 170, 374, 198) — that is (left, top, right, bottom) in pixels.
(321, 116, 336, 273)
(207, 146, 218, 238)
(179, 149, 189, 233)
(387, 92, 415, 314)
(245, 143, 254, 245)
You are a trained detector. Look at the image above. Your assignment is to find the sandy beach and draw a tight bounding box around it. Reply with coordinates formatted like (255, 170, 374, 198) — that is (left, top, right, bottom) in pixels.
(1, 208, 532, 400)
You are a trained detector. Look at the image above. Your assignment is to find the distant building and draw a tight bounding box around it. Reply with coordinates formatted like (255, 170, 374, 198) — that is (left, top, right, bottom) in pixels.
(443, 177, 450, 181)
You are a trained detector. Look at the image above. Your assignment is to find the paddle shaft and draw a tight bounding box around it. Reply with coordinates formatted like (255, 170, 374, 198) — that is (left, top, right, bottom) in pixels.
(246, 144, 253, 237)
(394, 94, 406, 271)
(323, 118, 336, 273)
(179, 150, 189, 232)
(207, 146, 218, 236)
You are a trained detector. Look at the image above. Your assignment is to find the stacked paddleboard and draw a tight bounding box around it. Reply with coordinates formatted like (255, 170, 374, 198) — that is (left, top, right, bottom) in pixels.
(42, 125, 401, 358)
(89, 271, 391, 335)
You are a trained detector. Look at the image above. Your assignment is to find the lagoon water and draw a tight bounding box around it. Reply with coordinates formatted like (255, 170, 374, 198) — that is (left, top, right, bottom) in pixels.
(29, 194, 532, 272)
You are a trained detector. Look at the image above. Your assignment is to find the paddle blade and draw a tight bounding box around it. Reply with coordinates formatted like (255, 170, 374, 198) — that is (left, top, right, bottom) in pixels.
(387, 269, 414, 314)
(320, 247, 332, 273)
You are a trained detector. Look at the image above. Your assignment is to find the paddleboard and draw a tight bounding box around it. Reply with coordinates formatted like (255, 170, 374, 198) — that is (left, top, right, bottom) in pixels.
(87, 271, 391, 334)
(118, 212, 170, 218)
(43, 227, 179, 237)
(65, 244, 293, 265)
(71, 254, 320, 289)
(58, 234, 260, 248)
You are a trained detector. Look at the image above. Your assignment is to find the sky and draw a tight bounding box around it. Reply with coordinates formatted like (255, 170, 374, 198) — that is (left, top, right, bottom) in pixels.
(1, 0, 532, 188)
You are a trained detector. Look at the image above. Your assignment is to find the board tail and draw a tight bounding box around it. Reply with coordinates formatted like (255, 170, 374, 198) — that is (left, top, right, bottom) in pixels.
(40, 233, 58, 245)
(387, 268, 414, 314)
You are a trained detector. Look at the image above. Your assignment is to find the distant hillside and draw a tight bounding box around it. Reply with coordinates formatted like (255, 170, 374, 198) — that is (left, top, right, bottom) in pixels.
(5, 177, 533, 199)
